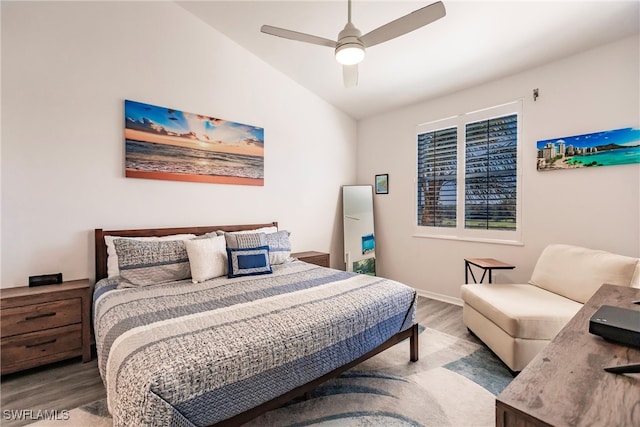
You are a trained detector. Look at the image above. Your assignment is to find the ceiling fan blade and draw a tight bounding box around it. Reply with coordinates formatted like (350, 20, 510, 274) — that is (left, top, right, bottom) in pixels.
(360, 1, 446, 48)
(343, 64, 358, 88)
(261, 25, 337, 48)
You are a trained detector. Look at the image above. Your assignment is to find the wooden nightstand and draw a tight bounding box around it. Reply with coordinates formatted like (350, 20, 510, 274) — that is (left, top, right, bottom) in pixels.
(292, 251, 330, 268)
(0, 279, 92, 375)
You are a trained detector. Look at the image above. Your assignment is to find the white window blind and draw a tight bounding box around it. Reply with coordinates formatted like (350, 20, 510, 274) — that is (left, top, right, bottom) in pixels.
(465, 114, 518, 230)
(417, 126, 457, 227)
(416, 101, 522, 244)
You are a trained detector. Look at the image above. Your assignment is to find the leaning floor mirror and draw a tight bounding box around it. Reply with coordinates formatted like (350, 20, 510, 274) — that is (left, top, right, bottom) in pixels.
(342, 185, 376, 276)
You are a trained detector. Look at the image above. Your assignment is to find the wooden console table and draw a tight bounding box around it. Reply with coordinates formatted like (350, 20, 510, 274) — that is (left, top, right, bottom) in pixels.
(496, 284, 640, 427)
(465, 258, 515, 284)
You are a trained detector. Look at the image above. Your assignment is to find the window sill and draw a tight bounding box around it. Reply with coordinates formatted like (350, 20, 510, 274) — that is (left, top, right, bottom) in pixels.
(412, 233, 524, 246)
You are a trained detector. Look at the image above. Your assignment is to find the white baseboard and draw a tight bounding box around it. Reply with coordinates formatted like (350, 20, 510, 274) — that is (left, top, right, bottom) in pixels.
(415, 289, 463, 306)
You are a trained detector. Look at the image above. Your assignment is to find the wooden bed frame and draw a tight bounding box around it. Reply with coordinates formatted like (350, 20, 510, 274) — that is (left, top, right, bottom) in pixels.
(94, 222, 419, 426)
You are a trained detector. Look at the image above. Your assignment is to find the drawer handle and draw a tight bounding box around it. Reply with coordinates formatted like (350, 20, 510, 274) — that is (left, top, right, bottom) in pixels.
(24, 312, 56, 321)
(25, 339, 57, 348)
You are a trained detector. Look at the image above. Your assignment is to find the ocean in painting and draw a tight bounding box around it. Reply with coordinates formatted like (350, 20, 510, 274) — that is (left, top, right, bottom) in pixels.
(537, 127, 640, 171)
(566, 146, 640, 167)
(126, 140, 264, 179)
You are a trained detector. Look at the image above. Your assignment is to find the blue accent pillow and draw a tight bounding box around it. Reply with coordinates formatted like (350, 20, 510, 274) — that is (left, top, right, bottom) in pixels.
(226, 246, 272, 278)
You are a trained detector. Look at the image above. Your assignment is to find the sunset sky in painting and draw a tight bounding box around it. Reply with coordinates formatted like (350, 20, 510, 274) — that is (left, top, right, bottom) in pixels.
(125, 100, 264, 157)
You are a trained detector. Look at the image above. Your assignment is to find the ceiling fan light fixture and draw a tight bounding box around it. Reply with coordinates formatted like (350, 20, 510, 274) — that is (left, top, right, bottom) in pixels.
(261, 0, 446, 87)
(335, 43, 365, 65)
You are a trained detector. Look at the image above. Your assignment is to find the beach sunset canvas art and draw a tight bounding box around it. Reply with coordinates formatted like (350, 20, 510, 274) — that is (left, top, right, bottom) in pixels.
(536, 127, 640, 171)
(125, 100, 264, 185)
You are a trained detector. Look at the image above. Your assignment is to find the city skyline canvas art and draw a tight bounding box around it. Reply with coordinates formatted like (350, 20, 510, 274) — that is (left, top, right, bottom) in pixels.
(536, 127, 640, 171)
(125, 100, 264, 185)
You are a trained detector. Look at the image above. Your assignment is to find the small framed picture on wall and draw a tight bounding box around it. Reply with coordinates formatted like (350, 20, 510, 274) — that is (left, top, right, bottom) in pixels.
(375, 174, 388, 194)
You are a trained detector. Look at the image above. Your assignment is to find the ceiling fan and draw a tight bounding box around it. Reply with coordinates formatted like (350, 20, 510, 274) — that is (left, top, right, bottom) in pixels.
(260, 0, 446, 88)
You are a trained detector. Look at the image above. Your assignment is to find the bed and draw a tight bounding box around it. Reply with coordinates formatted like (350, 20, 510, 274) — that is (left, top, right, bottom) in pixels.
(93, 222, 419, 426)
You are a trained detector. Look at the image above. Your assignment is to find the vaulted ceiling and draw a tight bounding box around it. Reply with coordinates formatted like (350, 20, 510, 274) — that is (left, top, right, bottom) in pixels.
(178, 1, 640, 119)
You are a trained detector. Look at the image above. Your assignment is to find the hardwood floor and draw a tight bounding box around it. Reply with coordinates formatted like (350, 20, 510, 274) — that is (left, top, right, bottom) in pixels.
(0, 357, 105, 427)
(0, 296, 479, 427)
(416, 296, 481, 343)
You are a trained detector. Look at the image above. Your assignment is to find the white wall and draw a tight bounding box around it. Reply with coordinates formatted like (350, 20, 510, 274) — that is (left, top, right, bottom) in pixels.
(358, 35, 640, 302)
(1, 1, 357, 287)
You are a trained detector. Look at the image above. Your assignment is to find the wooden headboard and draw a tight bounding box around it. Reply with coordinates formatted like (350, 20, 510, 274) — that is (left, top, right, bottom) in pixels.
(94, 222, 278, 281)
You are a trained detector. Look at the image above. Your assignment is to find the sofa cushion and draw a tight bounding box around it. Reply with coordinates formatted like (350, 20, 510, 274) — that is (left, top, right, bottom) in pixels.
(461, 284, 582, 340)
(529, 244, 639, 303)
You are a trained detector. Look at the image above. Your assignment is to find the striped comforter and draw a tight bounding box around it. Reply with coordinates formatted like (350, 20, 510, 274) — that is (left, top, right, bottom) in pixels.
(93, 260, 417, 427)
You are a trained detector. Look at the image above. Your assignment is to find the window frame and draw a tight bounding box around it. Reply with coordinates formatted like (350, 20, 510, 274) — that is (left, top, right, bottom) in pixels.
(414, 100, 524, 245)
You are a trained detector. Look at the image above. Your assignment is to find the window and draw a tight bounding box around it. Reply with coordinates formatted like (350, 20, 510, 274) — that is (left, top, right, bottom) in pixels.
(416, 101, 522, 244)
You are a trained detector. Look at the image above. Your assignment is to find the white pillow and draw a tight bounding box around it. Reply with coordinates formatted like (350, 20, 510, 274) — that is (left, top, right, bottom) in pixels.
(227, 226, 278, 235)
(105, 234, 196, 278)
(185, 235, 228, 283)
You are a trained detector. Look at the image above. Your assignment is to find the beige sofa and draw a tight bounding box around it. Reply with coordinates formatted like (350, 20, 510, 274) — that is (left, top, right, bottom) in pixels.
(461, 244, 640, 372)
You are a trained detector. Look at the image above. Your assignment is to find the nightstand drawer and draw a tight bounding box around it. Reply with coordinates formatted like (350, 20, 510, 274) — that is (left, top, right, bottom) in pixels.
(1, 323, 82, 370)
(0, 280, 91, 374)
(292, 251, 330, 267)
(302, 254, 330, 267)
(1, 298, 81, 337)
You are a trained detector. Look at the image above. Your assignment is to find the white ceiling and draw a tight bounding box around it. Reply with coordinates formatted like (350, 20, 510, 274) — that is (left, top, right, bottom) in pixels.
(178, 1, 640, 120)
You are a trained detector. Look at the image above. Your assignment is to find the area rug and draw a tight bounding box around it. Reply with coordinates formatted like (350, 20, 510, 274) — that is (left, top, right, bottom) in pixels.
(34, 327, 513, 427)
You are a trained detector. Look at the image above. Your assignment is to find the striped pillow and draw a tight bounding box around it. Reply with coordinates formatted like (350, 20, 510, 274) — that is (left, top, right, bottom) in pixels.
(105, 233, 195, 278)
(224, 232, 267, 249)
(266, 230, 291, 265)
(114, 239, 191, 288)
